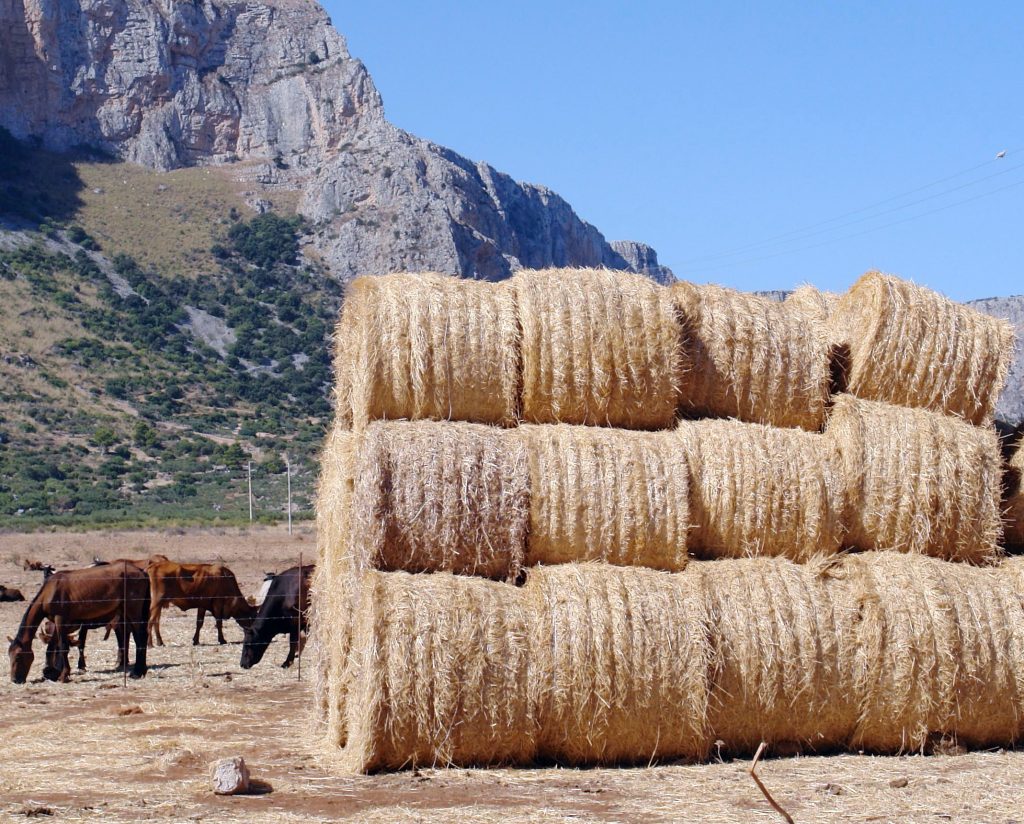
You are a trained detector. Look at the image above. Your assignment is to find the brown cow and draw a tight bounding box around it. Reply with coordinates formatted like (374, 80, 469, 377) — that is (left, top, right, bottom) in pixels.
(8, 560, 149, 683)
(0, 585, 25, 602)
(146, 557, 255, 647)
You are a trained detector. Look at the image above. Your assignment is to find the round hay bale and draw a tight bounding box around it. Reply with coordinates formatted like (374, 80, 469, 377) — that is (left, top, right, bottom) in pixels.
(339, 570, 538, 773)
(677, 418, 845, 561)
(827, 395, 1003, 563)
(701, 556, 860, 754)
(831, 271, 1015, 425)
(513, 268, 682, 429)
(520, 424, 690, 570)
(334, 273, 520, 429)
(672, 281, 833, 431)
(349, 421, 530, 580)
(528, 564, 712, 765)
(1006, 438, 1024, 548)
(846, 552, 1024, 753)
(785, 284, 840, 322)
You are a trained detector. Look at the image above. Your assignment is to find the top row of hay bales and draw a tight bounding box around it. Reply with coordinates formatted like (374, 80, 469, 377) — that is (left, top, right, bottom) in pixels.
(334, 268, 1015, 432)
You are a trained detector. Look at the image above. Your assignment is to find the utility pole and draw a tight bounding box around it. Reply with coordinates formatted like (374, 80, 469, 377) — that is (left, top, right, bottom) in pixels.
(247, 460, 253, 522)
(286, 454, 292, 536)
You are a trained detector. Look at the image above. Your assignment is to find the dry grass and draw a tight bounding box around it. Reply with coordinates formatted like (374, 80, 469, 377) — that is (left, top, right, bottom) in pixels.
(521, 424, 690, 570)
(324, 554, 1024, 774)
(832, 271, 1016, 425)
(672, 281, 833, 430)
(334, 273, 521, 429)
(827, 394, 1004, 563)
(677, 418, 844, 561)
(513, 268, 682, 429)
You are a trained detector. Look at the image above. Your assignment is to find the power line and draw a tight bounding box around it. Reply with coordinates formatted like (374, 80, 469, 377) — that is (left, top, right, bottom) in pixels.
(677, 148, 1020, 266)
(675, 174, 1024, 276)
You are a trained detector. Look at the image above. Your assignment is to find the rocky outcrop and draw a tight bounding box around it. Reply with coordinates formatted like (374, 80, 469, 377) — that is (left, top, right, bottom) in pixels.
(0, 0, 671, 282)
(968, 295, 1024, 427)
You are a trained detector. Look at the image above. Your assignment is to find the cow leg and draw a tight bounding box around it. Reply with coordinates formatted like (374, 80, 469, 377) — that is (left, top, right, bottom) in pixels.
(150, 604, 164, 647)
(129, 616, 147, 679)
(193, 608, 206, 645)
(77, 627, 88, 671)
(282, 626, 298, 668)
(114, 621, 127, 671)
(216, 616, 226, 645)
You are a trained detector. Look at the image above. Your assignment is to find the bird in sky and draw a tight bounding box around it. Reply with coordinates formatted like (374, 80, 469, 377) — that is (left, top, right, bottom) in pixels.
(996, 150, 1007, 158)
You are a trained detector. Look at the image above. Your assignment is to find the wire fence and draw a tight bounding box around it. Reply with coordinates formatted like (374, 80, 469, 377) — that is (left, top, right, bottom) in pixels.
(9, 554, 312, 686)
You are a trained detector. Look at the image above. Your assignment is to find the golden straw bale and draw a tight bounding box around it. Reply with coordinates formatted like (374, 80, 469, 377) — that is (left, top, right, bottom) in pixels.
(520, 424, 690, 570)
(701, 556, 860, 753)
(310, 423, 357, 744)
(1006, 439, 1024, 547)
(527, 564, 711, 765)
(337, 564, 713, 772)
(831, 271, 1015, 424)
(348, 421, 529, 579)
(335, 272, 520, 429)
(677, 418, 844, 561)
(847, 552, 1024, 752)
(785, 284, 840, 322)
(827, 394, 1003, 562)
(672, 281, 833, 430)
(513, 268, 682, 429)
(339, 570, 538, 772)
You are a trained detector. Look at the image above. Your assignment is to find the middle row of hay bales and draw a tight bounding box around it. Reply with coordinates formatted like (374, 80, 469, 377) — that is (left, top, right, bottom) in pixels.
(319, 394, 1004, 582)
(1006, 435, 1024, 548)
(333, 269, 1014, 432)
(331, 553, 1024, 772)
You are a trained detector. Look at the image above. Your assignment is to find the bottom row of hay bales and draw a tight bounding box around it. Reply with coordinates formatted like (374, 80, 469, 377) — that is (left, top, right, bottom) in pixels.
(318, 552, 1024, 774)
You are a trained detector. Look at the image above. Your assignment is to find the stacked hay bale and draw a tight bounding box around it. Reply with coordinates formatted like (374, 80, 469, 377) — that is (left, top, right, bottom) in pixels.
(314, 267, 1021, 773)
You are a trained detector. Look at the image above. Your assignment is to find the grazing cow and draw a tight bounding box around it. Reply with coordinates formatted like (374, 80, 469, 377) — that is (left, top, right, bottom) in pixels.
(8, 560, 149, 683)
(0, 585, 25, 602)
(147, 558, 255, 647)
(240, 564, 313, 669)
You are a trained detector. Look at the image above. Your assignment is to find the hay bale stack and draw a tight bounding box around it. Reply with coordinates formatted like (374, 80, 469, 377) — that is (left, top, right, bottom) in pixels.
(329, 555, 1024, 772)
(1007, 439, 1024, 548)
(700, 556, 860, 753)
(672, 281, 832, 430)
(338, 564, 712, 772)
(847, 552, 1024, 752)
(827, 394, 1003, 563)
(513, 268, 682, 429)
(348, 422, 529, 580)
(831, 271, 1015, 424)
(521, 424, 690, 570)
(334, 273, 520, 429)
(310, 423, 356, 743)
(677, 418, 844, 561)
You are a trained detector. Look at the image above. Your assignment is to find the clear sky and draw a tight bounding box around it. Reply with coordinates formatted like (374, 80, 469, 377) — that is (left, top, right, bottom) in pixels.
(322, 1, 1023, 300)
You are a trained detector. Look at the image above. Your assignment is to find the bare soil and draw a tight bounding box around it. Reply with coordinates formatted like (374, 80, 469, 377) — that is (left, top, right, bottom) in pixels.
(1, 525, 1022, 822)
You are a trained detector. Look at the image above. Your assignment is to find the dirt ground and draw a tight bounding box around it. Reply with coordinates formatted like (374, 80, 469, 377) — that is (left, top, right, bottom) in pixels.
(1, 526, 1023, 823)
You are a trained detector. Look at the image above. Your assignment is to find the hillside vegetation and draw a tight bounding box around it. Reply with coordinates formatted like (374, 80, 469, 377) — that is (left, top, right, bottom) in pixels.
(0, 130, 338, 528)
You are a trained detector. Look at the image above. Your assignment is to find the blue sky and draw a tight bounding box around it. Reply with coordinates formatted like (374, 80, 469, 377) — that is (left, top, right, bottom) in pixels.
(323, 1, 1023, 300)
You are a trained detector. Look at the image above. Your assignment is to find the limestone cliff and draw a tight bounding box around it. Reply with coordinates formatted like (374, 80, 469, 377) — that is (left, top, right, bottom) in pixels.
(0, 0, 671, 281)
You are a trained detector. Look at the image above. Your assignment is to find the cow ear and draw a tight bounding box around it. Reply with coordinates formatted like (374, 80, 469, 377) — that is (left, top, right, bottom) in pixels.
(7, 636, 13, 643)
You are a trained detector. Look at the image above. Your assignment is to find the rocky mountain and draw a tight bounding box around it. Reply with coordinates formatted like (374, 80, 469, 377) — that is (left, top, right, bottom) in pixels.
(0, 0, 671, 282)
(968, 296, 1024, 428)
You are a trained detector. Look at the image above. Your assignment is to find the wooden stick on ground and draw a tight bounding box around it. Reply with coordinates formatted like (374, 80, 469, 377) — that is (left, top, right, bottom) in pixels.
(750, 741, 795, 824)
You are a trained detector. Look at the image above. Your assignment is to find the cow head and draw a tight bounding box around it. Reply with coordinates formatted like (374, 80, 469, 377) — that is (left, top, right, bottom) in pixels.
(8, 637, 33, 684)
(239, 627, 270, 669)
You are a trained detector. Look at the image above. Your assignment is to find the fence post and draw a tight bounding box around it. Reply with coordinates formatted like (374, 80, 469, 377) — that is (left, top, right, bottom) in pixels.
(297, 550, 302, 683)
